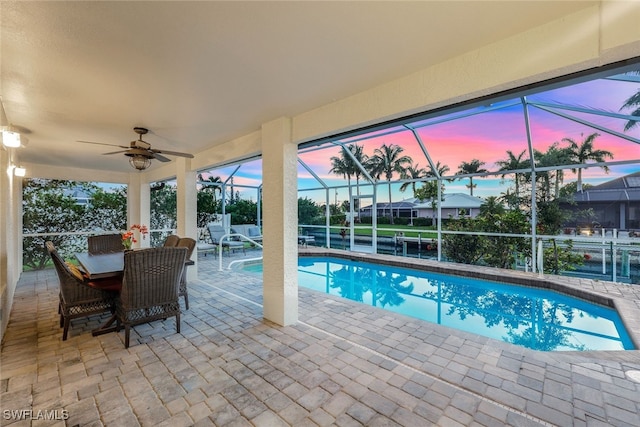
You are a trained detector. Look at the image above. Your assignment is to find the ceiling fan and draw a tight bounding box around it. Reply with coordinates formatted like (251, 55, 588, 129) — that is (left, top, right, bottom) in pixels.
(78, 127, 194, 171)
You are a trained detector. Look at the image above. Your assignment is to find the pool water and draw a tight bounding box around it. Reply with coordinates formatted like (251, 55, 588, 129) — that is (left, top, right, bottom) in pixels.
(243, 257, 634, 351)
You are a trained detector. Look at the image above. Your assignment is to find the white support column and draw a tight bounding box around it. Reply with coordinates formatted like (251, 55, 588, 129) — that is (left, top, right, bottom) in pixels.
(127, 173, 151, 248)
(262, 117, 298, 326)
(176, 157, 198, 280)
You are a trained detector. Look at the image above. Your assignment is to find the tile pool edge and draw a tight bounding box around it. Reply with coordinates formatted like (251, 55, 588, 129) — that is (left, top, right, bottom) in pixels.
(298, 247, 640, 350)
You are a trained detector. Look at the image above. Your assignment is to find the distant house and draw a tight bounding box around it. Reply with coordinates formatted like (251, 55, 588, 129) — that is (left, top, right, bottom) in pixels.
(563, 171, 640, 231)
(413, 193, 484, 219)
(359, 193, 484, 220)
(64, 187, 92, 206)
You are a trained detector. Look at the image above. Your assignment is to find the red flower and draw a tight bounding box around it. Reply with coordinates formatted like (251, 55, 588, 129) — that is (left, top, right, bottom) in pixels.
(122, 224, 148, 249)
(584, 253, 591, 260)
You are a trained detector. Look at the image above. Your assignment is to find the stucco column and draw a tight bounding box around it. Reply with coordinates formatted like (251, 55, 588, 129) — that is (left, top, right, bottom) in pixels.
(262, 117, 298, 326)
(176, 157, 198, 280)
(127, 173, 151, 248)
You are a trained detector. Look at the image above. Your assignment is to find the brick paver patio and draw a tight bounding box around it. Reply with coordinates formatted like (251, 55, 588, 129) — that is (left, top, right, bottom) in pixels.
(1, 249, 639, 426)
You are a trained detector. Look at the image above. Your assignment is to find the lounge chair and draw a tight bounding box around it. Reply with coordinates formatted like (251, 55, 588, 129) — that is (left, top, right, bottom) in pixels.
(207, 224, 246, 255)
(246, 226, 263, 245)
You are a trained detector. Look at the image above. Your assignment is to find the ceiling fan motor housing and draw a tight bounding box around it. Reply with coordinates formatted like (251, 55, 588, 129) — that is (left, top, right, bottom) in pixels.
(124, 147, 154, 159)
(131, 139, 151, 150)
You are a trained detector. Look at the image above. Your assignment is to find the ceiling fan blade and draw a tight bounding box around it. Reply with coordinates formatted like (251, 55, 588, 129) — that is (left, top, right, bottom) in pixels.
(153, 149, 194, 158)
(154, 153, 171, 162)
(77, 140, 129, 149)
(103, 150, 129, 155)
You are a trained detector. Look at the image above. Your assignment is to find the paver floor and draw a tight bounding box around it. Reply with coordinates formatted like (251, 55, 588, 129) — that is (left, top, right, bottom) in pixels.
(1, 249, 639, 426)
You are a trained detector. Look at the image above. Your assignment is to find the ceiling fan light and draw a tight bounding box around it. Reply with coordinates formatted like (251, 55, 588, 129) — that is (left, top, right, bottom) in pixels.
(2, 129, 21, 148)
(14, 165, 26, 177)
(129, 155, 151, 171)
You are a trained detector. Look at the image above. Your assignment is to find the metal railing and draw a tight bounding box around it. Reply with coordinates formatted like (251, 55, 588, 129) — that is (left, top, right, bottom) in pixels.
(218, 232, 263, 271)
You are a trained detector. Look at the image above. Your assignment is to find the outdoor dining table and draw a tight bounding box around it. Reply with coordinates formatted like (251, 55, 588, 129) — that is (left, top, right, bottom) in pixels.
(75, 251, 124, 279)
(76, 250, 194, 279)
(75, 250, 194, 336)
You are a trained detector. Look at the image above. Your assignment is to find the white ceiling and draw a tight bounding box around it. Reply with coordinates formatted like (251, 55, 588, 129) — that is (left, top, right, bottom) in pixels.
(1, 1, 597, 173)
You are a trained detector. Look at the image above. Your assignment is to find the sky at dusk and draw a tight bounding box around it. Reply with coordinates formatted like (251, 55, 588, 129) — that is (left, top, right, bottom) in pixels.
(201, 71, 640, 203)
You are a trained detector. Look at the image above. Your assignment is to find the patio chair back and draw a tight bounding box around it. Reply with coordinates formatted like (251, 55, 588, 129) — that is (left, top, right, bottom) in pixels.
(247, 226, 263, 242)
(45, 241, 116, 340)
(176, 237, 196, 309)
(88, 233, 123, 254)
(116, 247, 187, 348)
(163, 234, 180, 247)
(206, 224, 227, 245)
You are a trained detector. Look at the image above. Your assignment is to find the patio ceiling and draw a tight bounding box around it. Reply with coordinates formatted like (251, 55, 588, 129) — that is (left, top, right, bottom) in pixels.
(0, 1, 598, 174)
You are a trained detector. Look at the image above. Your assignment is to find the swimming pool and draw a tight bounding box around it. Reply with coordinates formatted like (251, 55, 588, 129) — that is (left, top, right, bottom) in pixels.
(243, 256, 635, 351)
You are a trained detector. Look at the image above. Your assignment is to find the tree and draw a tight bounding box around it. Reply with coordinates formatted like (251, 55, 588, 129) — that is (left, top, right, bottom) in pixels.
(428, 161, 450, 179)
(476, 197, 530, 269)
(442, 217, 485, 265)
(537, 200, 584, 274)
(414, 181, 443, 226)
(399, 160, 427, 194)
(150, 184, 177, 244)
(620, 72, 640, 131)
(563, 133, 613, 192)
(329, 149, 352, 186)
(197, 174, 223, 227)
(226, 199, 259, 224)
(329, 144, 368, 199)
(367, 144, 411, 224)
(457, 159, 487, 196)
(22, 179, 126, 270)
(495, 150, 529, 202)
(348, 144, 368, 197)
(534, 142, 572, 201)
(298, 197, 321, 226)
(85, 186, 127, 231)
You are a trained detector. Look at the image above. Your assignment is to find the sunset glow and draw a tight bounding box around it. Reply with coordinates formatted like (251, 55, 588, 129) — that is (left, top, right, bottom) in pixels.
(202, 70, 640, 202)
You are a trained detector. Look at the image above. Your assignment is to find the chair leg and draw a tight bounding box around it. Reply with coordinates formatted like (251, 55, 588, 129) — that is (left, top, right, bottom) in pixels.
(62, 317, 70, 341)
(124, 325, 130, 348)
(176, 313, 180, 334)
(59, 312, 64, 328)
(181, 271, 189, 310)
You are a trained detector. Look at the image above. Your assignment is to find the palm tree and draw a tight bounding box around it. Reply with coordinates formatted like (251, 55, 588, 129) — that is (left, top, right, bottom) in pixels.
(545, 143, 572, 198)
(399, 160, 427, 195)
(329, 150, 352, 186)
(563, 133, 613, 192)
(197, 173, 223, 204)
(619, 71, 640, 132)
(329, 144, 368, 198)
(428, 161, 450, 179)
(495, 150, 528, 200)
(457, 159, 487, 196)
(367, 144, 411, 224)
(349, 144, 368, 199)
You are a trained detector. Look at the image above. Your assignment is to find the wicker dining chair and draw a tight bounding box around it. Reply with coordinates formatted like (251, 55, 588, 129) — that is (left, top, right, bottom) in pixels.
(115, 247, 187, 348)
(163, 234, 180, 247)
(88, 233, 124, 254)
(176, 237, 196, 309)
(45, 241, 117, 340)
